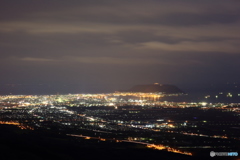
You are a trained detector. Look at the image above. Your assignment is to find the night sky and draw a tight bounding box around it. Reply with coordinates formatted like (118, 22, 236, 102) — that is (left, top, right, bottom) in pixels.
(1, 0, 240, 94)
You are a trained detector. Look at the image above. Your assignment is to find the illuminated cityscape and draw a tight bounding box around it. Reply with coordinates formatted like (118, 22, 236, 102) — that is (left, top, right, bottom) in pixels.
(0, 91, 239, 159)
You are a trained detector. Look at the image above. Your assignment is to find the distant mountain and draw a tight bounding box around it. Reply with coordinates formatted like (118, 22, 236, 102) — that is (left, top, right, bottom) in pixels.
(124, 83, 184, 94)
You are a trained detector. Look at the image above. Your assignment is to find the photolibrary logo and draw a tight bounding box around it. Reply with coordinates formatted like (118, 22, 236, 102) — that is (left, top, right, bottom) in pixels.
(210, 151, 238, 157)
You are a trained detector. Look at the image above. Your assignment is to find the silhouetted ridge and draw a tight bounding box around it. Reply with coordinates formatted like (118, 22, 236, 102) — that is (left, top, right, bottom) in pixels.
(127, 84, 184, 94)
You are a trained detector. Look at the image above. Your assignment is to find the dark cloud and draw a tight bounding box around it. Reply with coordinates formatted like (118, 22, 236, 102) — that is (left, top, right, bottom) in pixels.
(148, 13, 240, 26)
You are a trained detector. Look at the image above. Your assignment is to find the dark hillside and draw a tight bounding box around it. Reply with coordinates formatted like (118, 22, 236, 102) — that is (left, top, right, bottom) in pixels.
(126, 84, 184, 94)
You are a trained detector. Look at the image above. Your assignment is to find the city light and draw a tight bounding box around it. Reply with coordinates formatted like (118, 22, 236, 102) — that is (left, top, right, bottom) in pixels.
(0, 93, 239, 157)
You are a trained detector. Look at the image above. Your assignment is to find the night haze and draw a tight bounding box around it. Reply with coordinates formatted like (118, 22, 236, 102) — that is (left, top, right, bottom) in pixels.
(1, 0, 240, 94)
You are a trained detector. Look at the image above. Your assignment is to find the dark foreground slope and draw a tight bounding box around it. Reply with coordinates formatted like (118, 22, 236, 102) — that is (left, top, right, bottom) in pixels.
(0, 125, 237, 160)
(0, 124, 209, 160)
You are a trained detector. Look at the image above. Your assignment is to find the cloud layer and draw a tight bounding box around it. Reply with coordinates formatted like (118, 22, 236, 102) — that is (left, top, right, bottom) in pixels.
(1, 0, 240, 93)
